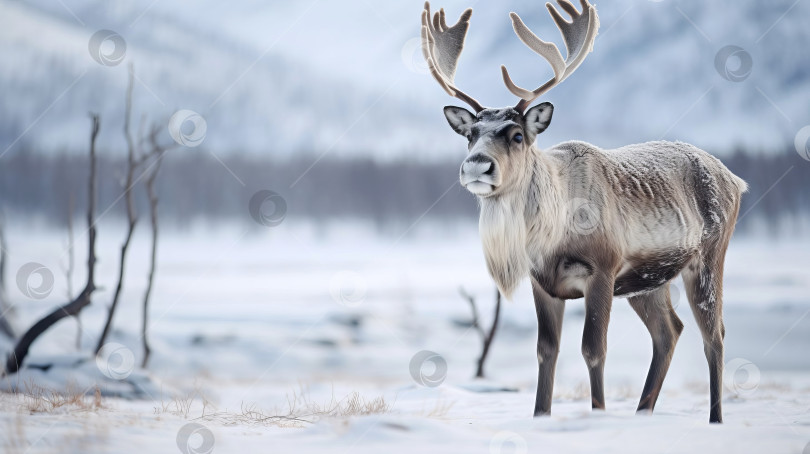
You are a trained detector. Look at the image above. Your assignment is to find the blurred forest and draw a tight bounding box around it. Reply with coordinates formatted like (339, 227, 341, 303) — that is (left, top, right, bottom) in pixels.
(1, 146, 807, 234)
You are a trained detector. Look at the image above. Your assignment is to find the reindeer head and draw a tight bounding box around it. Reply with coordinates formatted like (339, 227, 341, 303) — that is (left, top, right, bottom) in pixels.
(421, 0, 599, 197)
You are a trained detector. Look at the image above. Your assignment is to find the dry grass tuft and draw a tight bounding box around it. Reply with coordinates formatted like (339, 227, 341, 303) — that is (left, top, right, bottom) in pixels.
(17, 381, 103, 413)
(154, 388, 212, 418)
(188, 387, 391, 428)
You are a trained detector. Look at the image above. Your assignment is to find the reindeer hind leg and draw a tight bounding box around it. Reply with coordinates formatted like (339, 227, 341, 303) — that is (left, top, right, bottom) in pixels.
(628, 283, 683, 414)
(682, 249, 728, 424)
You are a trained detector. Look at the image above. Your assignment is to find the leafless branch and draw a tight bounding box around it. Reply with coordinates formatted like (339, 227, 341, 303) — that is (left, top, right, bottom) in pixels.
(95, 63, 139, 355)
(459, 287, 485, 340)
(140, 123, 174, 368)
(459, 286, 502, 378)
(3, 113, 101, 375)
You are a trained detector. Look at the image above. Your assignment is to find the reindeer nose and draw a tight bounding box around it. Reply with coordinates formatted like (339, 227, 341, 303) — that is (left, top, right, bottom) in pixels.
(462, 156, 494, 177)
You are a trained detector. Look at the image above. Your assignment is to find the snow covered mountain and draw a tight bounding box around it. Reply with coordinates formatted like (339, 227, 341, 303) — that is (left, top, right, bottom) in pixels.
(1, 0, 808, 159)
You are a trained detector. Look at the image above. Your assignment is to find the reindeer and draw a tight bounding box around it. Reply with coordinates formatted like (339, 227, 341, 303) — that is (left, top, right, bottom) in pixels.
(420, 0, 747, 423)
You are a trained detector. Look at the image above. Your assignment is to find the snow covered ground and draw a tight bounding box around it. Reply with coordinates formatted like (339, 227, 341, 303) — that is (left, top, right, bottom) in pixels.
(1, 221, 809, 453)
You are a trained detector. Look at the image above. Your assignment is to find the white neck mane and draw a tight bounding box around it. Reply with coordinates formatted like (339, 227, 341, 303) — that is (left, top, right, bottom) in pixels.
(478, 149, 564, 298)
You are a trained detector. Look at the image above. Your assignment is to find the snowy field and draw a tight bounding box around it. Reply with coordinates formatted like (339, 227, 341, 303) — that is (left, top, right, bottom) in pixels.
(1, 221, 809, 453)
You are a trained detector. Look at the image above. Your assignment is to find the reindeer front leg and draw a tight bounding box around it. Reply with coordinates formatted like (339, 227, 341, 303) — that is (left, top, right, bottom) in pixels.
(581, 272, 614, 410)
(530, 278, 565, 416)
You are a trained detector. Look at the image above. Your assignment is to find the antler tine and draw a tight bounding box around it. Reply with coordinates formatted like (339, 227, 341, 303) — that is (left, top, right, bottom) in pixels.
(503, 0, 600, 113)
(421, 2, 484, 113)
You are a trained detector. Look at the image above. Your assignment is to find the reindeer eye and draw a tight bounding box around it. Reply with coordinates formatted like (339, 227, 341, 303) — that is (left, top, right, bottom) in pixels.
(512, 133, 524, 144)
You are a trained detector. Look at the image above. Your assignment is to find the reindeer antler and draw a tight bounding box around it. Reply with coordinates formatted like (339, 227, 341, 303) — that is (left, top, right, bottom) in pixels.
(421, 2, 484, 113)
(502, 0, 600, 113)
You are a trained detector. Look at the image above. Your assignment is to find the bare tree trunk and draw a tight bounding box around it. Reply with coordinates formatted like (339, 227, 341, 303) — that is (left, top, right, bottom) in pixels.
(475, 288, 501, 378)
(3, 114, 100, 375)
(460, 286, 502, 379)
(140, 164, 160, 368)
(140, 127, 168, 368)
(95, 63, 139, 355)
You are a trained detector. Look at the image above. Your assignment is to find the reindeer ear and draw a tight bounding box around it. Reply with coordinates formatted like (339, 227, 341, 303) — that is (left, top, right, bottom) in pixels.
(443, 106, 476, 137)
(525, 102, 554, 140)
